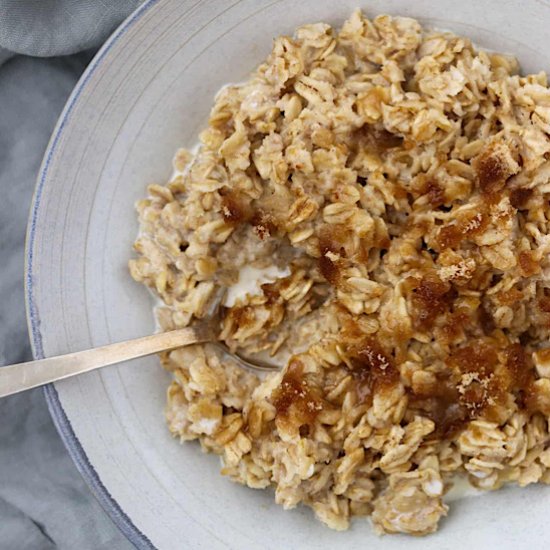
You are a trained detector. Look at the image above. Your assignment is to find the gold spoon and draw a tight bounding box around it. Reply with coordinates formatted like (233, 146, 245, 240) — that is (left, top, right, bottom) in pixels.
(0, 292, 278, 399)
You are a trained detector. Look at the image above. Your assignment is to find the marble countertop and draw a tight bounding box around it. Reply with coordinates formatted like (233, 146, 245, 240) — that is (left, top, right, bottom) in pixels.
(0, 53, 132, 550)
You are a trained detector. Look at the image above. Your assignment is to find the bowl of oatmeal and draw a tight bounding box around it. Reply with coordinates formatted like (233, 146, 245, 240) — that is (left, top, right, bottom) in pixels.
(28, 0, 550, 548)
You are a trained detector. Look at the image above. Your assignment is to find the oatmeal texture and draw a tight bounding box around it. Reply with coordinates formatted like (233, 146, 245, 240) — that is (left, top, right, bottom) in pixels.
(129, 10, 550, 535)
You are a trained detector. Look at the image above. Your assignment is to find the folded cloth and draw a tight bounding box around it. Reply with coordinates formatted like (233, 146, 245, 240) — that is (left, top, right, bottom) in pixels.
(0, 0, 142, 65)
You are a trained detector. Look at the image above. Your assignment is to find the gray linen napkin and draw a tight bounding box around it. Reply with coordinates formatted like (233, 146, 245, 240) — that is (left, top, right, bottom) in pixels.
(0, 0, 142, 65)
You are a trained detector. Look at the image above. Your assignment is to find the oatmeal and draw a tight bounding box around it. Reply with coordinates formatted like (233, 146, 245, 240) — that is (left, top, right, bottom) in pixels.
(129, 9, 550, 535)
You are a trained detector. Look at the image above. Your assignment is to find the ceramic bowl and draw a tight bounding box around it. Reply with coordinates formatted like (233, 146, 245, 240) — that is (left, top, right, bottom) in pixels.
(26, 1, 550, 548)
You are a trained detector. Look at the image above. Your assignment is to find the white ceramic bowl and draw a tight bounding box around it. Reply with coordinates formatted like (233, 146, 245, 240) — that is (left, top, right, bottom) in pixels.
(27, 1, 550, 548)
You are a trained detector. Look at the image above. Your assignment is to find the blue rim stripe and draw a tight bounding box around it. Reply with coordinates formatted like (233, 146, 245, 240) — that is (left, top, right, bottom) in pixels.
(25, 1, 159, 548)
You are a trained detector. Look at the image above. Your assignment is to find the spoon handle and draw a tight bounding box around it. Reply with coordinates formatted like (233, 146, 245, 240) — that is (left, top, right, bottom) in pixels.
(0, 324, 213, 398)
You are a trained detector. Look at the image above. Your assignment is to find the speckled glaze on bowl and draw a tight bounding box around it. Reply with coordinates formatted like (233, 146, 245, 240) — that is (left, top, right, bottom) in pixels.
(26, 1, 550, 548)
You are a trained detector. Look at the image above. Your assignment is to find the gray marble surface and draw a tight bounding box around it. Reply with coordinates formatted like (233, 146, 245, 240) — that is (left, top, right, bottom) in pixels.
(0, 54, 132, 550)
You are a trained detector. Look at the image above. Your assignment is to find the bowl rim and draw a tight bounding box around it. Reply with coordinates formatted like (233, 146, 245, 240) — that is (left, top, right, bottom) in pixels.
(24, 1, 160, 547)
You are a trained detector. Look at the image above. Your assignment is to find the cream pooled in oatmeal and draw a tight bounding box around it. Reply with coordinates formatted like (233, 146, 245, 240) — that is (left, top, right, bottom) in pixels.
(224, 265, 291, 307)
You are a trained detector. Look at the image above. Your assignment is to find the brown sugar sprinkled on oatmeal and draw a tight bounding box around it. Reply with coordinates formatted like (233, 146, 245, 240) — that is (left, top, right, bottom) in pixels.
(220, 191, 248, 224)
(318, 228, 346, 286)
(424, 180, 446, 208)
(346, 337, 400, 402)
(410, 273, 454, 331)
(130, 9, 550, 536)
(474, 141, 520, 195)
(272, 358, 324, 428)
